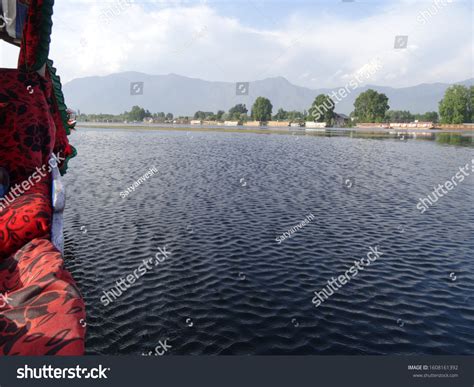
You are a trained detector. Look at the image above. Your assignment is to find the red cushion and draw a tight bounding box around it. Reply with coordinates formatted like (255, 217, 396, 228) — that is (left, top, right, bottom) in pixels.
(0, 179, 52, 260)
(0, 238, 86, 355)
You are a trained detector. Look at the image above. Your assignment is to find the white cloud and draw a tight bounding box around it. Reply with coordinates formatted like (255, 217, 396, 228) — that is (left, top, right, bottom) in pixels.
(0, 0, 471, 88)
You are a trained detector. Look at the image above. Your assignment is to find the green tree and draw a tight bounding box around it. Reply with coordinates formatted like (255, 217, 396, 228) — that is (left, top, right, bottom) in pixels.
(352, 89, 389, 123)
(470, 86, 474, 122)
(194, 111, 205, 120)
(251, 97, 273, 122)
(239, 113, 249, 123)
(439, 85, 472, 124)
(127, 106, 147, 121)
(228, 104, 248, 120)
(153, 112, 166, 122)
(386, 110, 414, 123)
(424, 111, 439, 122)
(287, 110, 304, 122)
(414, 111, 438, 122)
(216, 110, 225, 121)
(273, 108, 288, 120)
(165, 113, 174, 121)
(308, 94, 335, 124)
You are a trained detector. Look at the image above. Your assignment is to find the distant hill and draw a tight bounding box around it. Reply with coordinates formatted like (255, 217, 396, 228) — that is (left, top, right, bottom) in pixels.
(63, 72, 473, 116)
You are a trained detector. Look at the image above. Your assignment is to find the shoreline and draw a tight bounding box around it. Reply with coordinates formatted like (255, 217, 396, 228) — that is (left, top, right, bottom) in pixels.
(77, 123, 474, 138)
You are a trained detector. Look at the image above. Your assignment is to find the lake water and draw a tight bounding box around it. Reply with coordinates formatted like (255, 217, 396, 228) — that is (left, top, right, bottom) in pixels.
(63, 128, 474, 355)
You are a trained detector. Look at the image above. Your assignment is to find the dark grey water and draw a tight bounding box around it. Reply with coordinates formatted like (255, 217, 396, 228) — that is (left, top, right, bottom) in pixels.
(63, 129, 474, 355)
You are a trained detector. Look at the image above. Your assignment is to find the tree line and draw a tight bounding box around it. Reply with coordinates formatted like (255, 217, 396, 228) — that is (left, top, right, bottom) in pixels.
(78, 107, 174, 123)
(308, 84, 472, 125)
(78, 84, 473, 125)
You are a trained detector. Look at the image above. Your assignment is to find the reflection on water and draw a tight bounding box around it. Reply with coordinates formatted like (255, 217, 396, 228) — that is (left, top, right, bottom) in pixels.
(63, 128, 474, 355)
(436, 133, 473, 146)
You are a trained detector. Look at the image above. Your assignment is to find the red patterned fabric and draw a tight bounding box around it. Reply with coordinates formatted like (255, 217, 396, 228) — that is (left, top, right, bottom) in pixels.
(0, 69, 55, 185)
(0, 238, 86, 355)
(11, 0, 75, 174)
(18, 0, 52, 72)
(0, 68, 86, 354)
(0, 179, 51, 260)
(0, 0, 84, 356)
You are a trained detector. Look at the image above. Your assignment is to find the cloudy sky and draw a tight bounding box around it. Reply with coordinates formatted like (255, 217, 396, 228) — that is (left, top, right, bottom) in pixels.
(0, 0, 472, 88)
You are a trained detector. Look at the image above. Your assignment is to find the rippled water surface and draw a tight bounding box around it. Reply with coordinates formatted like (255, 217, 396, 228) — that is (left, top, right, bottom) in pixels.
(63, 129, 474, 355)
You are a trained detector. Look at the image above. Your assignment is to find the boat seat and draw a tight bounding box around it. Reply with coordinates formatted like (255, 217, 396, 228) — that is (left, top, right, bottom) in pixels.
(0, 67, 85, 355)
(0, 0, 84, 356)
(0, 238, 86, 355)
(0, 178, 52, 260)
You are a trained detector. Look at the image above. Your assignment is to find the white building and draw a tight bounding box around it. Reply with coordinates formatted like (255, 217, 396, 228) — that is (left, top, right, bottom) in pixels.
(306, 122, 327, 128)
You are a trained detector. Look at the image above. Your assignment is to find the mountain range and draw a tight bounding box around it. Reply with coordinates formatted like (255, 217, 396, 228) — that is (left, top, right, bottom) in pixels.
(63, 72, 473, 116)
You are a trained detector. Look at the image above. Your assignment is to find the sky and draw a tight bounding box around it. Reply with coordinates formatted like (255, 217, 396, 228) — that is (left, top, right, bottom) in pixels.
(0, 0, 472, 88)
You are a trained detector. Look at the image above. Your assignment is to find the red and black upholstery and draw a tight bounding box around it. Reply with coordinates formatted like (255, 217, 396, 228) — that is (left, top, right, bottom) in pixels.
(0, 0, 85, 355)
(0, 69, 55, 185)
(0, 179, 51, 260)
(0, 238, 86, 355)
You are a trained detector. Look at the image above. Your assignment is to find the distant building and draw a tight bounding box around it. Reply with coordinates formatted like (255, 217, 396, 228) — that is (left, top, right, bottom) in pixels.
(356, 123, 390, 129)
(173, 118, 189, 124)
(267, 121, 290, 127)
(244, 121, 262, 127)
(190, 120, 202, 125)
(224, 121, 239, 126)
(306, 121, 327, 128)
(334, 113, 350, 127)
(391, 122, 433, 129)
